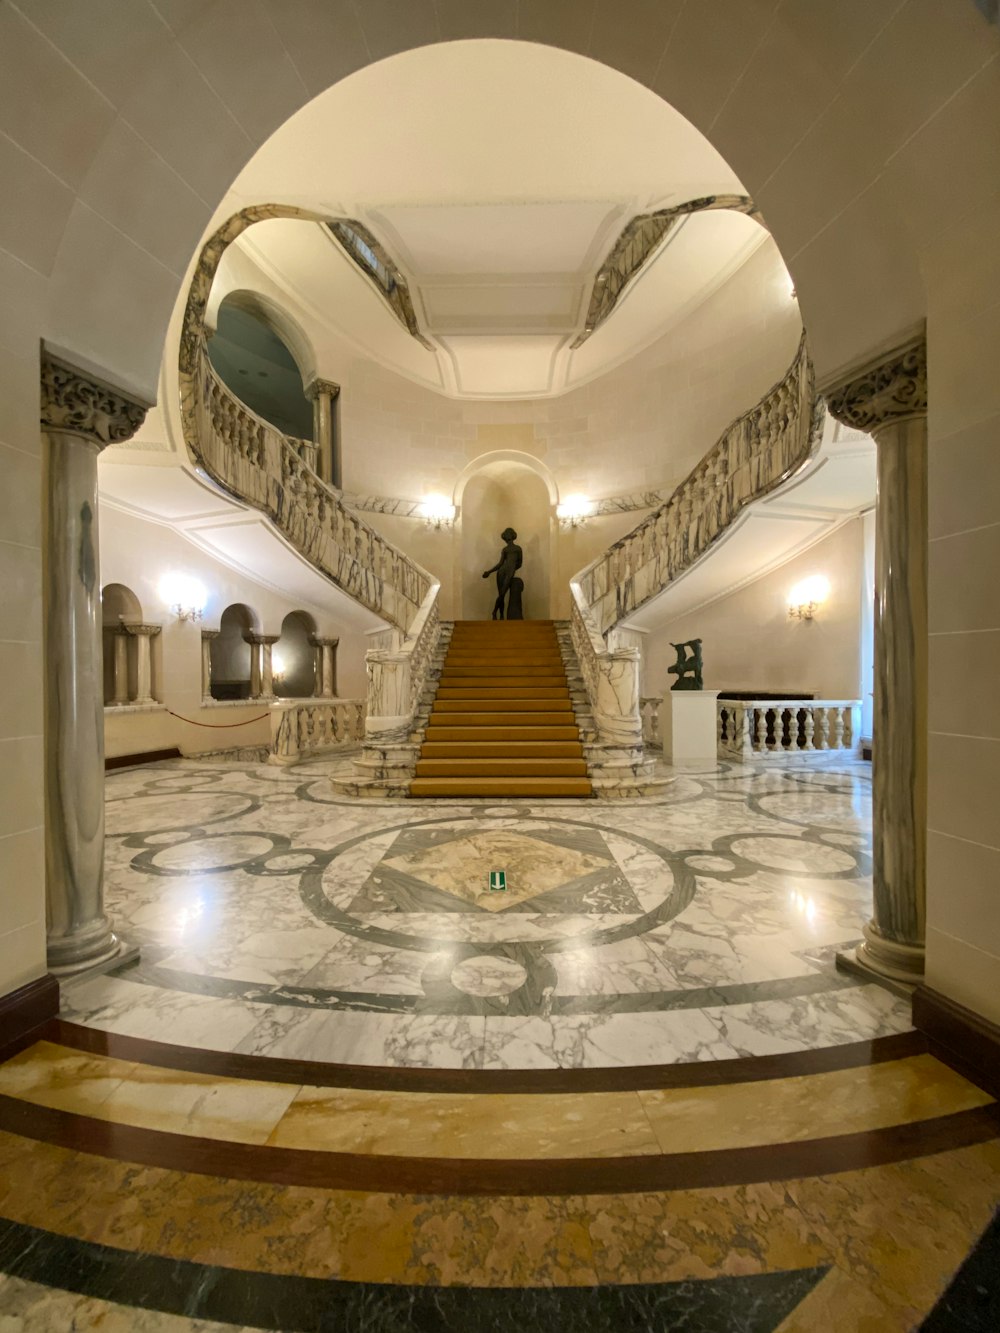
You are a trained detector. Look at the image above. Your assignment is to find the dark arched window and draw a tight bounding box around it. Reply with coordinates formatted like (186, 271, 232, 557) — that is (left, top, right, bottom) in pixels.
(207, 301, 313, 440)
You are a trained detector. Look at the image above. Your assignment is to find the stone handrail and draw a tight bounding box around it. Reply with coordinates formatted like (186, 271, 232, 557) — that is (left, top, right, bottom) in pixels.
(270, 697, 365, 766)
(363, 585, 441, 745)
(568, 334, 822, 761)
(574, 333, 823, 637)
(717, 699, 861, 760)
(184, 344, 433, 634)
(570, 585, 642, 750)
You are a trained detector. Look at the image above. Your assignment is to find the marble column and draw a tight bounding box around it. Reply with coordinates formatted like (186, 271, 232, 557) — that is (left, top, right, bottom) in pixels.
(111, 629, 129, 705)
(41, 350, 147, 974)
(201, 629, 219, 702)
(124, 624, 160, 704)
(310, 636, 338, 697)
(246, 634, 263, 699)
(828, 336, 928, 989)
(306, 378, 339, 485)
(259, 634, 280, 699)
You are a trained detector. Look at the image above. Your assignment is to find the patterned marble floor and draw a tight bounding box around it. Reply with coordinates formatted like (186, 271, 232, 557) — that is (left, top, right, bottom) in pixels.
(60, 753, 912, 1068)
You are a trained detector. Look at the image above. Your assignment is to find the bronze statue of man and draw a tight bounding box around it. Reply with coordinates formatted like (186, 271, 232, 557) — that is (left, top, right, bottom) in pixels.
(482, 527, 522, 619)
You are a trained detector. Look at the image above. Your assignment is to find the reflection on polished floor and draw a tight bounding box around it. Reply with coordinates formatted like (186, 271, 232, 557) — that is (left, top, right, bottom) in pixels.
(0, 757, 997, 1329)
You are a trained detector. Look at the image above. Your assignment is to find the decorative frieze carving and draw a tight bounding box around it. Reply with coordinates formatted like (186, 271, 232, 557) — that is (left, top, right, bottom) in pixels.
(825, 337, 927, 435)
(40, 351, 148, 447)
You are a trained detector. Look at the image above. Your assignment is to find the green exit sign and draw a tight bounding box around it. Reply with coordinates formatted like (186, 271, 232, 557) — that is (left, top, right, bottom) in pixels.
(489, 870, 507, 892)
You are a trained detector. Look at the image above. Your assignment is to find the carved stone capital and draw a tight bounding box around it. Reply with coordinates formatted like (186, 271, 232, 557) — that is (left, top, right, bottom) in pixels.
(41, 350, 148, 448)
(309, 636, 340, 648)
(826, 337, 927, 436)
(305, 378, 340, 402)
(200, 629, 221, 641)
(123, 623, 162, 638)
(246, 633, 280, 645)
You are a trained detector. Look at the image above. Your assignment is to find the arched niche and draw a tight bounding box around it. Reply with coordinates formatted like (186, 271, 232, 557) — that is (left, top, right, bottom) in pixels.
(459, 458, 553, 621)
(275, 610, 320, 699)
(205, 295, 314, 441)
(210, 603, 258, 701)
(101, 583, 143, 706)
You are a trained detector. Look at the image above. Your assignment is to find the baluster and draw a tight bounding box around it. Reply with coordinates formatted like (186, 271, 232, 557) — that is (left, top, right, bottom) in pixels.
(817, 708, 831, 750)
(717, 706, 726, 749)
(742, 704, 755, 756)
(765, 707, 777, 752)
(833, 705, 846, 751)
(803, 708, 815, 751)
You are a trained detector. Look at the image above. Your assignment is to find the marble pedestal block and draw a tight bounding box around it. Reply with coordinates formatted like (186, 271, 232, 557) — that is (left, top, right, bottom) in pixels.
(662, 691, 721, 767)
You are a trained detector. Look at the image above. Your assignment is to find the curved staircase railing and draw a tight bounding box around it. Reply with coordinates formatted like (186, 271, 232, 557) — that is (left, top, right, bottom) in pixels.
(570, 333, 824, 757)
(177, 337, 441, 769)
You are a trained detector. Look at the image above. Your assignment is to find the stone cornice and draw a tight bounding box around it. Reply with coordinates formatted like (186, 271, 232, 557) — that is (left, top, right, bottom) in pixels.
(826, 336, 927, 435)
(41, 350, 148, 448)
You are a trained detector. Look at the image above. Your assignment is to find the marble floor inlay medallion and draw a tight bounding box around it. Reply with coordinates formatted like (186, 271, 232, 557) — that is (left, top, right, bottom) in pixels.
(60, 755, 914, 1068)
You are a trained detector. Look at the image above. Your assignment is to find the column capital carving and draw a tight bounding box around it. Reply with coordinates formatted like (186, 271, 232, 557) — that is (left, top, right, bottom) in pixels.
(246, 632, 280, 645)
(123, 623, 162, 638)
(309, 636, 340, 648)
(200, 628, 221, 641)
(41, 350, 149, 448)
(305, 377, 340, 401)
(825, 336, 927, 435)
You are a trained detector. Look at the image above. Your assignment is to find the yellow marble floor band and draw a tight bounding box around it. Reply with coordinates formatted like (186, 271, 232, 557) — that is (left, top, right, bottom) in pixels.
(0, 1125, 997, 1326)
(0, 1042, 990, 1160)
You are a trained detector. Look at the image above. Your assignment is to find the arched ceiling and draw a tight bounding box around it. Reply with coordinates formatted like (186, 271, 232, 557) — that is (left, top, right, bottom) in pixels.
(209, 41, 773, 399)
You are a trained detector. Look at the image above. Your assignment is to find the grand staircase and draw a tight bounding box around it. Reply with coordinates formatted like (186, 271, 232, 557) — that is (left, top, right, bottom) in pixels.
(409, 621, 593, 798)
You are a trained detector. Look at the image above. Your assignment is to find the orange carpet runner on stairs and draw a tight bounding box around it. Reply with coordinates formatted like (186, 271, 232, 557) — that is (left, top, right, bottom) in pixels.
(409, 620, 593, 798)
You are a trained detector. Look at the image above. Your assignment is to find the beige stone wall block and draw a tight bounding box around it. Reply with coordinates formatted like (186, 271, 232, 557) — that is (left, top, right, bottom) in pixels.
(0, 738, 43, 843)
(0, 920, 47, 996)
(928, 733, 1000, 850)
(928, 523, 1000, 636)
(927, 830, 1000, 959)
(929, 630, 1000, 741)
(928, 416, 1000, 542)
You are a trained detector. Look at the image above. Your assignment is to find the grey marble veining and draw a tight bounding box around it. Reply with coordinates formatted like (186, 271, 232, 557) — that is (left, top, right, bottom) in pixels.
(60, 753, 914, 1068)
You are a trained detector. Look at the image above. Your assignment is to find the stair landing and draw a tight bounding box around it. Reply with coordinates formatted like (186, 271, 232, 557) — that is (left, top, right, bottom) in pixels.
(409, 621, 593, 799)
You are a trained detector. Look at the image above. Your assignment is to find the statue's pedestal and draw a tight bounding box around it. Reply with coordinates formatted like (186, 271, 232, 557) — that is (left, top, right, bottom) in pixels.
(662, 690, 720, 767)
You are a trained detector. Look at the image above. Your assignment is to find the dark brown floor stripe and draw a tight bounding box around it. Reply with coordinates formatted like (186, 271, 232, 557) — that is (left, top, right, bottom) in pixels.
(47, 1020, 927, 1093)
(0, 1091, 995, 1197)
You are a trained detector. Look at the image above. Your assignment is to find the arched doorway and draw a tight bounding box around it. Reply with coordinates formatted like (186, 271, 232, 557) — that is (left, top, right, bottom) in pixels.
(459, 460, 552, 621)
(101, 583, 143, 706)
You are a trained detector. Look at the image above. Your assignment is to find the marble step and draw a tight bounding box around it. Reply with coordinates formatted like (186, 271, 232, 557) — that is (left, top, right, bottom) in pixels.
(420, 741, 584, 758)
(424, 725, 581, 742)
(437, 683, 568, 695)
(426, 710, 577, 727)
(415, 757, 589, 777)
(431, 698, 574, 713)
(409, 776, 593, 798)
(441, 657, 565, 668)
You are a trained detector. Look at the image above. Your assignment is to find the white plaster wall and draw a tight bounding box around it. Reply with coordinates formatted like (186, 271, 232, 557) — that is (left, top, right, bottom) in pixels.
(643, 520, 864, 702)
(98, 504, 368, 758)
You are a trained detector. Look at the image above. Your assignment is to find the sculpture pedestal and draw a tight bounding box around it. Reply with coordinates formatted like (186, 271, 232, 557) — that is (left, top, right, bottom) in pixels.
(662, 690, 720, 768)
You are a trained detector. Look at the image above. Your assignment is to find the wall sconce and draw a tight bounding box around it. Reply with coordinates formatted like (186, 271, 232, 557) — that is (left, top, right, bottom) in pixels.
(417, 494, 456, 530)
(557, 495, 595, 529)
(159, 572, 207, 622)
(787, 575, 829, 621)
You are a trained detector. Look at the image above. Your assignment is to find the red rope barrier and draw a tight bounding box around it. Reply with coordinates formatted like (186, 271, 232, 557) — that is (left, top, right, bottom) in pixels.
(166, 709, 270, 729)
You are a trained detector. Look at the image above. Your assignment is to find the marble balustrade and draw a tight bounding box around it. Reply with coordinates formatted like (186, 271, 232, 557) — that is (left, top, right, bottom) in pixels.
(269, 698, 365, 766)
(640, 697, 662, 750)
(716, 699, 861, 761)
(573, 335, 823, 639)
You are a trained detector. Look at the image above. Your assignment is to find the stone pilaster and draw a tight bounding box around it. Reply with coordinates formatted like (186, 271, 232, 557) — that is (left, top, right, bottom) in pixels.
(306, 378, 339, 484)
(41, 349, 147, 974)
(245, 633, 263, 699)
(111, 628, 129, 705)
(123, 624, 160, 704)
(310, 636, 338, 698)
(258, 634, 280, 700)
(200, 629, 220, 702)
(828, 335, 928, 990)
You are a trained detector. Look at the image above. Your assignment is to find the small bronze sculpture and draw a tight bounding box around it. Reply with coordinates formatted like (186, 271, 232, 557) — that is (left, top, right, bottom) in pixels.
(668, 638, 703, 690)
(482, 527, 523, 619)
(506, 576, 524, 620)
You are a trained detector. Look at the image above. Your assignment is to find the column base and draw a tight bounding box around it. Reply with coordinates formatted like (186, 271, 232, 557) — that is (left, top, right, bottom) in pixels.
(47, 916, 126, 977)
(836, 921, 924, 999)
